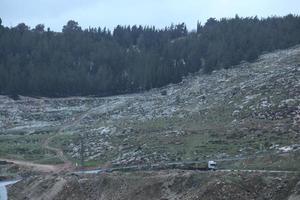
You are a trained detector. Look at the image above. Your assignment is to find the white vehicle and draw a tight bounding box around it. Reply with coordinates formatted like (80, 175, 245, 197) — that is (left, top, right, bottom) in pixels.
(208, 160, 217, 170)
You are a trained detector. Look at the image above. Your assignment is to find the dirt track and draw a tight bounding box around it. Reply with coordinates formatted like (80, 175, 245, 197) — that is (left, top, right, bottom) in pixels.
(0, 158, 57, 173)
(40, 107, 98, 172)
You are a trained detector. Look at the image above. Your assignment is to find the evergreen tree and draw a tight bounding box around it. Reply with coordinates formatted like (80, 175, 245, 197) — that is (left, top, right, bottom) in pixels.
(0, 15, 299, 97)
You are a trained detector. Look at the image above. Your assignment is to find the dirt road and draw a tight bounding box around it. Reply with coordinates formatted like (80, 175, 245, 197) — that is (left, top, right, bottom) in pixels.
(0, 158, 57, 173)
(40, 104, 105, 172)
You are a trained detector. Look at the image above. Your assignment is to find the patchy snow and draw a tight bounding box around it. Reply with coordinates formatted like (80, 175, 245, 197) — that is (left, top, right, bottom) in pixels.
(243, 94, 261, 104)
(0, 46, 300, 163)
(278, 146, 293, 152)
(277, 144, 300, 153)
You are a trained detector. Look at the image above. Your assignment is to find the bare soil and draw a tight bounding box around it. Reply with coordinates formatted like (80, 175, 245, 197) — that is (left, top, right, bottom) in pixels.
(8, 170, 300, 200)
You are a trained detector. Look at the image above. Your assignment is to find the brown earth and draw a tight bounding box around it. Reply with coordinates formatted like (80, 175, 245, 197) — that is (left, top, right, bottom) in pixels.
(8, 170, 300, 200)
(0, 158, 56, 173)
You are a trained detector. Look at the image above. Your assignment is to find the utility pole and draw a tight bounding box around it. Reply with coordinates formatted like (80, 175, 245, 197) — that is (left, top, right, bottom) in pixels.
(80, 134, 85, 169)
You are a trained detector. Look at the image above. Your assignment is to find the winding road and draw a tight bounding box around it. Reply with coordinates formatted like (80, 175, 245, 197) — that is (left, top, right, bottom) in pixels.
(40, 106, 95, 172)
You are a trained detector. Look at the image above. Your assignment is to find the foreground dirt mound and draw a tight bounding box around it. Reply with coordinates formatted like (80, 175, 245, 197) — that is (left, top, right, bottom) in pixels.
(8, 170, 300, 200)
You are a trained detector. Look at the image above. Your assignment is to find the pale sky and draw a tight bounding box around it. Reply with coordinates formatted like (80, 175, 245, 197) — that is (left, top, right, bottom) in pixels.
(0, 0, 299, 31)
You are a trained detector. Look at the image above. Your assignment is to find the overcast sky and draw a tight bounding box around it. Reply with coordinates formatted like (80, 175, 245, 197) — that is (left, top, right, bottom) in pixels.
(0, 0, 299, 31)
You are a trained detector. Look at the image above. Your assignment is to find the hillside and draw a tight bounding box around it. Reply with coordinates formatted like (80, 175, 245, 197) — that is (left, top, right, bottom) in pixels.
(1, 15, 300, 96)
(0, 44, 300, 200)
(0, 45, 299, 170)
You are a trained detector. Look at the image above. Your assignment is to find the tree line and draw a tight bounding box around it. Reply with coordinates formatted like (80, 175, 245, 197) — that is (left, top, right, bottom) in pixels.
(0, 14, 299, 97)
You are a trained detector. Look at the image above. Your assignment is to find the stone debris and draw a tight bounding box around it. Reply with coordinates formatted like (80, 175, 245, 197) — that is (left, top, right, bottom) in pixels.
(0, 45, 299, 164)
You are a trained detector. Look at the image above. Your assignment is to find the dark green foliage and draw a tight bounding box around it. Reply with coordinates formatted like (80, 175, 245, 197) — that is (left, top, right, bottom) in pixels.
(0, 15, 300, 97)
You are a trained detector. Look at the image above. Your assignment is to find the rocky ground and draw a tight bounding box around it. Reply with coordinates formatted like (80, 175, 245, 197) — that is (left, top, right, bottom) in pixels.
(1, 45, 300, 200)
(7, 170, 300, 200)
(0, 45, 299, 168)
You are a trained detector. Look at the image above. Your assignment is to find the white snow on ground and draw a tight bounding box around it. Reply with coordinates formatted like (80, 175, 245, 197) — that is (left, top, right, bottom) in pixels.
(278, 145, 300, 153)
(7, 121, 52, 130)
(0, 46, 299, 163)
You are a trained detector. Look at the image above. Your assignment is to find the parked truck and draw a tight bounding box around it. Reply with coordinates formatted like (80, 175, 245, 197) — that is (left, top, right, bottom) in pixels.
(207, 160, 217, 170)
(94, 160, 218, 173)
(156, 160, 218, 171)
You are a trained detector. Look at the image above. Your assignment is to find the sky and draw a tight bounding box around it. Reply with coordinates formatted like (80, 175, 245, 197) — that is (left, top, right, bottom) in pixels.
(0, 0, 299, 32)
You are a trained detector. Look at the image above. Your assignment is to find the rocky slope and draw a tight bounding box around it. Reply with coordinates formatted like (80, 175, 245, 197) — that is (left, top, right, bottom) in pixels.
(1, 45, 300, 200)
(0, 45, 299, 167)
